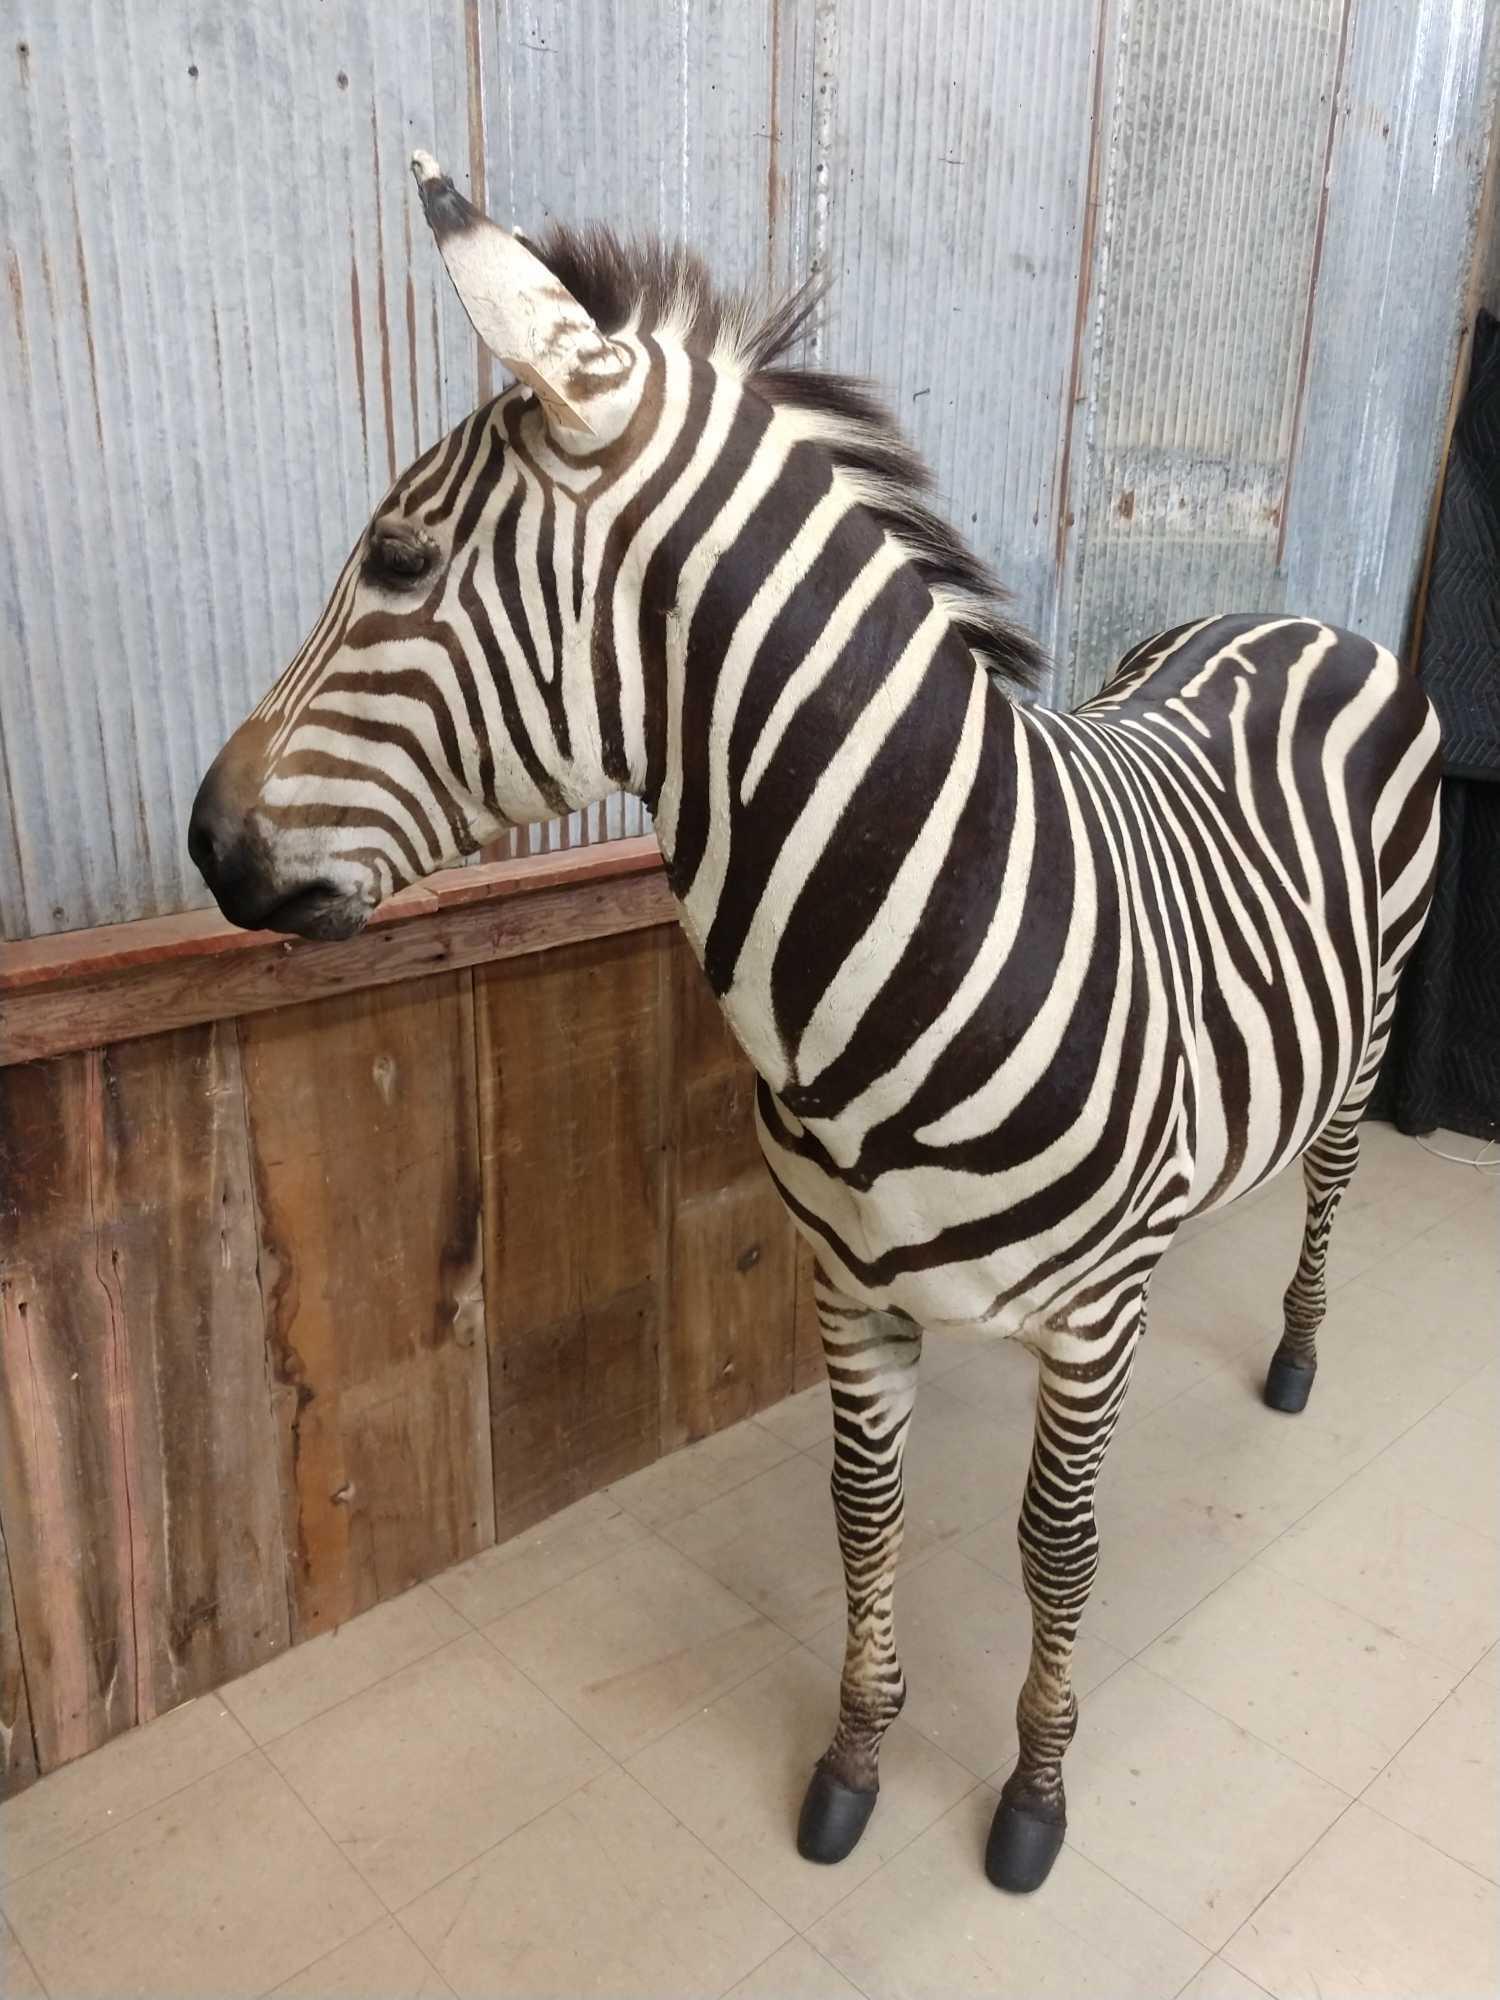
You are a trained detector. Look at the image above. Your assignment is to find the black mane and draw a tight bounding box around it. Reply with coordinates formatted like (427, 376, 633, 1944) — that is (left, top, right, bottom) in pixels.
(534, 225, 1046, 694)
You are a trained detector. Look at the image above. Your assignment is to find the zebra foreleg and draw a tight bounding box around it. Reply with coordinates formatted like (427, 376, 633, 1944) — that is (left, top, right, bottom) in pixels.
(1265, 1111, 1362, 1412)
(797, 1285, 922, 1866)
(989, 1310, 1141, 1892)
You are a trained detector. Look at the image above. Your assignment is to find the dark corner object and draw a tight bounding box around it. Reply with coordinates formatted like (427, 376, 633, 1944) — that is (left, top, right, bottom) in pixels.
(1372, 307, 1500, 1143)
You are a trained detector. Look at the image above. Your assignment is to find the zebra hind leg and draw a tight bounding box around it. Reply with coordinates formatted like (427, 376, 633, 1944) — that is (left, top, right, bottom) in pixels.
(989, 1302, 1143, 1892)
(797, 1284, 922, 1866)
(1265, 1112, 1362, 1413)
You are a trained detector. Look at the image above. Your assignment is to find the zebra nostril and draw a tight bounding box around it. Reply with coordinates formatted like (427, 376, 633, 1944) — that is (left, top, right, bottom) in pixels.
(187, 807, 220, 878)
(187, 785, 238, 888)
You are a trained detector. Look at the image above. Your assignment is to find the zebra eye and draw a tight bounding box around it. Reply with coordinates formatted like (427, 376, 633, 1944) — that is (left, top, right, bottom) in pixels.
(365, 525, 436, 587)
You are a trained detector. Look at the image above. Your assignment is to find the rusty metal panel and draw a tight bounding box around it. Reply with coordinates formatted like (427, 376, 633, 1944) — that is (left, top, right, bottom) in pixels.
(812, 0, 1102, 670)
(1, 0, 1495, 936)
(477, 0, 786, 291)
(471, 0, 791, 861)
(1280, 0, 1497, 657)
(1057, 0, 1350, 699)
(436, 0, 795, 862)
(1060, 0, 1495, 701)
(0, 1, 477, 939)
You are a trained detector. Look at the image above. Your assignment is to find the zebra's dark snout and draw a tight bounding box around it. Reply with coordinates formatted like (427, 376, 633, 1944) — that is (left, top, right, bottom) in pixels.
(189, 718, 286, 927)
(187, 773, 258, 904)
(186, 788, 230, 882)
(190, 755, 369, 940)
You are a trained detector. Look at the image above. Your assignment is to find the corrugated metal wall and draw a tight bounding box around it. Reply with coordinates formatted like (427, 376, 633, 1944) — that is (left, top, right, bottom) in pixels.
(2, 0, 1495, 939)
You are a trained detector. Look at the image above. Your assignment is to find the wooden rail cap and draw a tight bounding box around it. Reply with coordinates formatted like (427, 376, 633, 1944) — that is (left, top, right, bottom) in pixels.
(0, 838, 674, 1066)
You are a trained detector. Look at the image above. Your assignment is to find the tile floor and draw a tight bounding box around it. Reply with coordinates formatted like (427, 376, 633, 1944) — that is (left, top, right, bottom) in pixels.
(2, 1123, 1496, 1999)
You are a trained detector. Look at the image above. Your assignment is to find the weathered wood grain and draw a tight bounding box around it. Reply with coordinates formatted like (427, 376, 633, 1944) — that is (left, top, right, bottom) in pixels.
(0, 1028, 288, 1770)
(661, 941, 798, 1449)
(477, 930, 668, 1539)
(95, 1025, 288, 1713)
(0, 1517, 40, 1798)
(0, 1051, 138, 1768)
(239, 972, 492, 1638)
(1, 842, 673, 1066)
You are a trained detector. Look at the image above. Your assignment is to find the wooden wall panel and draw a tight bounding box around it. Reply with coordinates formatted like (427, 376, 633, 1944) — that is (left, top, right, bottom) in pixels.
(239, 973, 492, 1638)
(0, 898, 820, 1780)
(97, 1026, 288, 1712)
(661, 944, 798, 1450)
(1, 1518, 40, 1797)
(477, 931, 669, 1540)
(0, 1027, 284, 1769)
(0, 1050, 144, 1768)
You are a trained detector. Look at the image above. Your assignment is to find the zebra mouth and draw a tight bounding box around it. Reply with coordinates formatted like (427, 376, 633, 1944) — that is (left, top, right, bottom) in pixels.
(254, 882, 371, 942)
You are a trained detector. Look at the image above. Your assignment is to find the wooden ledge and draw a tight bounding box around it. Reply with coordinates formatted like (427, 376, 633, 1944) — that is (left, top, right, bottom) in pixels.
(0, 838, 674, 1066)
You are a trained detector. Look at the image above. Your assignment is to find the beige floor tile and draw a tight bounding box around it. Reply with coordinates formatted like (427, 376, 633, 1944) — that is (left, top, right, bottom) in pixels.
(1225, 1802, 1500, 2000)
(756, 1381, 836, 1452)
(0, 1752, 380, 1999)
(264, 1631, 607, 1909)
(1176, 1958, 1271, 2000)
(806, 1546, 1124, 1780)
(0, 1693, 251, 1885)
(961, 1393, 1320, 1660)
(1142, 1562, 1457, 1791)
(1061, 1663, 1346, 1950)
(964, 1473, 1266, 1662)
(1477, 1644, 1500, 1688)
(1356, 1401, 1500, 1541)
(1115, 1313, 1249, 1435)
(221, 1584, 469, 1745)
(928, 1338, 1038, 1429)
(401, 1765, 789, 2000)
(726, 1936, 867, 1999)
(1451, 1357, 1500, 1429)
(1357, 1121, 1481, 1194)
(0, 1911, 45, 2000)
(1357, 1205, 1499, 1345)
(1263, 1469, 1500, 1673)
(1166, 1282, 1483, 1480)
(1364, 1672, 1498, 1883)
(1321, 1171, 1486, 1290)
(428, 1490, 648, 1625)
(1091, 1505, 1255, 1657)
(273, 1915, 454, 1996)
(1149, 1236, 1292, 1364)
(609, 1420, 796, 1529)
(1099, 1375, 1350, 1535)
(1172, 1149, 1456, 1306)
(893, 1385, 1035, 1559)
(808, 1785, 1207, 2000)
(914, 1328, 989, 1379)
(485, 1536, 793, 1758)
(627, 1647, 973, 1930)
(662, 1454, 848, 1639)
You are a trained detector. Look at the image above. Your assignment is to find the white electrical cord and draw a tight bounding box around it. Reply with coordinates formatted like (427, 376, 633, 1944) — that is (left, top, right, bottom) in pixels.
(1413, 1134, 1500, 1171)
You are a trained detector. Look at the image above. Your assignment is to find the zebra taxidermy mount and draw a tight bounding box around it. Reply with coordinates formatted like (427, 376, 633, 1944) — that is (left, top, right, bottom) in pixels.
(191, 151, 1442, 1894)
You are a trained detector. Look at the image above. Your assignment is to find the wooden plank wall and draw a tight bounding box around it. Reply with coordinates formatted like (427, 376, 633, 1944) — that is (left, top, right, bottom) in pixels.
(0, 924, 815, 1795)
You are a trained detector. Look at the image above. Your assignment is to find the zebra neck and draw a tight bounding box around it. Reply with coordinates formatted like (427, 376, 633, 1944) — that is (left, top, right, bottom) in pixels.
(648, 446, 1008, 1096)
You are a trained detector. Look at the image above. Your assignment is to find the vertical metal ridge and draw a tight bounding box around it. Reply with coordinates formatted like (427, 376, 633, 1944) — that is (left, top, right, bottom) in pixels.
(1, 1, 1494, 934)
(1276, 0, 1357, 566)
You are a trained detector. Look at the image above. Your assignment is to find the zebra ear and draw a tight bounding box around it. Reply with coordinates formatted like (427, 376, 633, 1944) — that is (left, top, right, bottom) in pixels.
(410, 151, 633, 440)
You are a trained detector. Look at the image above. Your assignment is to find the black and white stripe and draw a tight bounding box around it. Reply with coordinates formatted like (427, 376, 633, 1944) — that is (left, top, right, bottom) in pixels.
(194, 205, 1443, 1889)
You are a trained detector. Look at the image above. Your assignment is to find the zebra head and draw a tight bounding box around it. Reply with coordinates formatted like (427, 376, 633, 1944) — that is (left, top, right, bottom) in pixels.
(189, 152, 658, 940)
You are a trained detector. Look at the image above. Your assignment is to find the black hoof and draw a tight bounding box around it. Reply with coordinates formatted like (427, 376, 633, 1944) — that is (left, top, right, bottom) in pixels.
(1264, 1352, 1317, 1413)
(797, 1766, 878, 1864)
(985, 1798, 1065, 1893)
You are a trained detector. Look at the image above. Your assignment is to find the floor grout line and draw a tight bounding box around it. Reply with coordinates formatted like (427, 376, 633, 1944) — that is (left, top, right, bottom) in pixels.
(0, 1733, 264, 1895)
